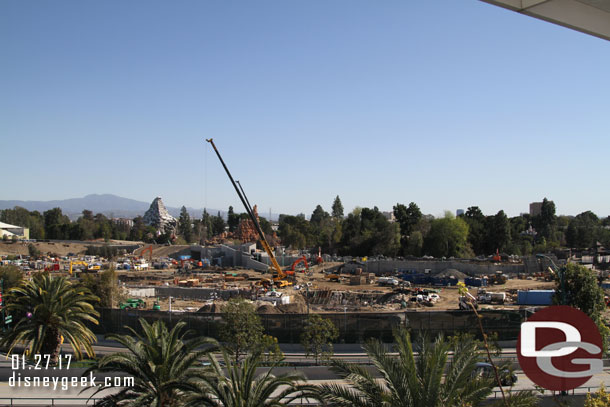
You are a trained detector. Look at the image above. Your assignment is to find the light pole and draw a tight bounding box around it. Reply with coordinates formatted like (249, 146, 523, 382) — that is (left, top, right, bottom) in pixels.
(343, 306, 347, 341)
(306, 284, 310, 315)
(169, 296, 173, 324)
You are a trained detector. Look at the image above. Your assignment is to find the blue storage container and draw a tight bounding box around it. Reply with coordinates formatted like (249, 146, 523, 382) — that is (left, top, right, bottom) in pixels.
(465, 277, 487, 287)
(517, 290, 555, 305)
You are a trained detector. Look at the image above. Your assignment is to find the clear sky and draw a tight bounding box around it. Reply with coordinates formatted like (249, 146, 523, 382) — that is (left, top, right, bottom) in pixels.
(1, 1, 609, 219)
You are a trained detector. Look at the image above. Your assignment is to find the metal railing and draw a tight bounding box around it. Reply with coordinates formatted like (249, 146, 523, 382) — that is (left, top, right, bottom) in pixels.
(491, 385, 604, 399)
(0, 397, 102, 406)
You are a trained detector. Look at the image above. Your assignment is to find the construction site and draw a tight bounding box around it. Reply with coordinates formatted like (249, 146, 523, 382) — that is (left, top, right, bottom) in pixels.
(1, 140, 606, 342)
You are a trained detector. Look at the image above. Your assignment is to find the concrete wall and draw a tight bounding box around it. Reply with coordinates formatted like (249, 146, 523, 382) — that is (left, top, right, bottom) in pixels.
(347, 260, 525, 276)
(187, 245, 268, 271)
(153, 286, 242, 301)
(127, 288, 156, 297)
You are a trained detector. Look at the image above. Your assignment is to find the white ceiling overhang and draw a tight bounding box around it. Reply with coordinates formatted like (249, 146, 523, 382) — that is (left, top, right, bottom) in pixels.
(480, 0, 610, 41)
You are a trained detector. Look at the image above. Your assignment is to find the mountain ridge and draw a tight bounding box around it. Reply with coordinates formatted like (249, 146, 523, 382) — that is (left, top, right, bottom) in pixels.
(0, 194, 220, 220)
(0, 194, 281, 221)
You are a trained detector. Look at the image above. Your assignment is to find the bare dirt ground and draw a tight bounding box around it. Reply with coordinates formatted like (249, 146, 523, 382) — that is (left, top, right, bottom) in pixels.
(0, 240, 143, 257)
(0, 241, 89, 256)
(2, 241, 562, 314)
(119, 264, 558, 314)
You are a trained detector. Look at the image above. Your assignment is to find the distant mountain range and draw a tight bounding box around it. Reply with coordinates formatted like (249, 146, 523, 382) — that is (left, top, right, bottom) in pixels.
(0, 194, 220, 221)
(0, 194, 282, 221)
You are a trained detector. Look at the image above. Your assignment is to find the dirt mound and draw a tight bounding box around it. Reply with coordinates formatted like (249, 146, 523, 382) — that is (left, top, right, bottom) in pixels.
(197, 302, 224, 313)
(256, 304, 282, 314)
(433, 268, 467, 280)
(277, 293, 308, 314)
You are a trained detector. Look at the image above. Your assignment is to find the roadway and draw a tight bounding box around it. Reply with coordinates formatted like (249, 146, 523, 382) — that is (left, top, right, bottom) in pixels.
(1, 341, 609, 406)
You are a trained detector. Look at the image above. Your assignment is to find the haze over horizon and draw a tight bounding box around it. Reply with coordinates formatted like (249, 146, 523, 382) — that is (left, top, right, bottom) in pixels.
(2, 1, 609, 219)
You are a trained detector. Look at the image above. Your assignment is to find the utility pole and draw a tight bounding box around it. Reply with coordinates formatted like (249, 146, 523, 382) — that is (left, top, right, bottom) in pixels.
(169, 296, 173, 324)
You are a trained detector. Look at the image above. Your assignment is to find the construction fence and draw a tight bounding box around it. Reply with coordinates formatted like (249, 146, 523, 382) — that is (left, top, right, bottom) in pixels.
(93, 308, 528, 344)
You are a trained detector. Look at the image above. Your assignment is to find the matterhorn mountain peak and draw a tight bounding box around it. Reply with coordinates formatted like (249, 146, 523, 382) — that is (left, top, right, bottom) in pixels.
(143, 197, 177, 234)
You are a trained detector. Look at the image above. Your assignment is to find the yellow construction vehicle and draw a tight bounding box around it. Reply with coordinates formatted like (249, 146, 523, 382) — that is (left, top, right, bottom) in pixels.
(207, 139, 292, 288)
(69, 261, 88, 275)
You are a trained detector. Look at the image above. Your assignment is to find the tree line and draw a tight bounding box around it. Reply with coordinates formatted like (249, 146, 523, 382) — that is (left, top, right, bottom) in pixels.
(276, 197, 610, 258)
(3, 197, 610, 258)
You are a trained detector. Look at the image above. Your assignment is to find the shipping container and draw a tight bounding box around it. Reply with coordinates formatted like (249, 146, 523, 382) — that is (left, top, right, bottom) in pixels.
(517, 290, 554, 305)
(465, 277, 488, 287)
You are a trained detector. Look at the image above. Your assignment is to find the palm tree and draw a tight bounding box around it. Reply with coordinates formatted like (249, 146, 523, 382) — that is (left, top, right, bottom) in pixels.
(86, 318, 217, 407)
(185, 347, 319, 407)
(317, 328, 493, 407)
(1, 273, 99, 363)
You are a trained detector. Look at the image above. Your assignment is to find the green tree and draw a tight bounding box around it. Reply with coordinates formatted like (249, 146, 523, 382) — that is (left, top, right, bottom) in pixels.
(533, 198, 558, 243)
(258, 216, 273, 235)
(27, 243, 41, 259)
(310, 205, 330, 226)
(201, 209, 213, 241)
(393, 202, 422, 237)
(220, 298, 265, 365)
(227, 206, 240, 233)
(0, 265, 24, 291)
(310, 205, 334, 253)
(43, 207, 70, 240)
(187, 348, 317, 407)
(2, 274, 99, 363)
(211, 212, 226, 237)
(486, 210, 511, 253)
(393, 202, 422, 255)
(178, 206, 194, 243)
(554, 262, 605, 317)
(566, 211, 600, 248)
(80, 266, 122, 308)
(424, 212, 472, 258)
(87, 319, 217, 407)
(278, 214, 312, 249)
(339, 207, 399, 257)
(77, 209, 96, 240)
(331, 195, 344, 219)
(554, 262, 609, 354)
(129, 216, 146, 241)
(462, 206, 486, 255)
(317, 328, 493, 407)
(406, 230, 424, 257)
(300, 314, 339, 365)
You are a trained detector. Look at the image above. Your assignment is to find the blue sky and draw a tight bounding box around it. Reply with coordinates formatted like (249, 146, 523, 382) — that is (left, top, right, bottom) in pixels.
(1, 1, 609, 219)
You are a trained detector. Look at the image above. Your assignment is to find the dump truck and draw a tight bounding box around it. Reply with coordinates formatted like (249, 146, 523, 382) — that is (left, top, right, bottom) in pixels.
(476, 289, 506, 304)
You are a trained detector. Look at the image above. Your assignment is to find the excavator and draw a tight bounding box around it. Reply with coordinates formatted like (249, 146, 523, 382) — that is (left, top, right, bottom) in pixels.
(206, 139, 292, 288)
(285, 256, 309, 277)
(69, 261, 89, 275)
(140, 245, 153, 263)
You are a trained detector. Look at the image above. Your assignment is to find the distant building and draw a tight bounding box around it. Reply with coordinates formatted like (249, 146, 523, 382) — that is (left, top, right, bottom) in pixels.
(382, 211, 396, 222)
(529, 202, 544, 217)
(112, 218, 134, 228)
(0, 222, 29, 240)
(456, 209, 465, 216)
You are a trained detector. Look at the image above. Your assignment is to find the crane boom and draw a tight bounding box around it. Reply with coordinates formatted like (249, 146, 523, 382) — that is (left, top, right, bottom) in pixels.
(205, 138, 286, 280)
